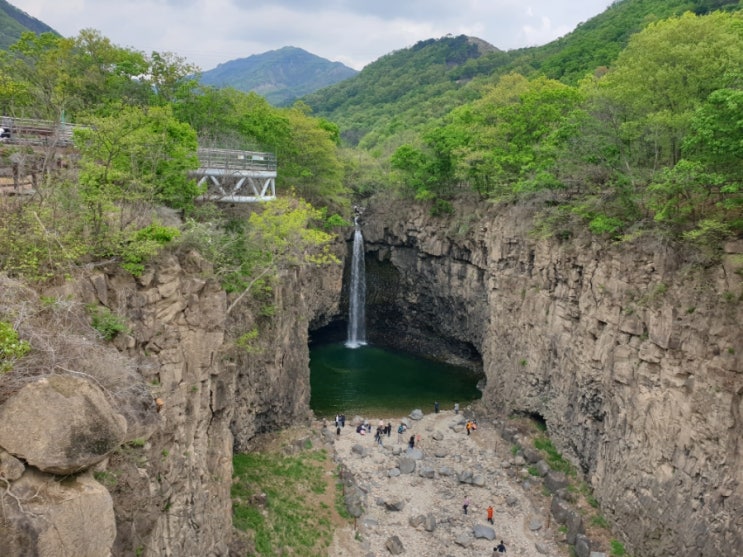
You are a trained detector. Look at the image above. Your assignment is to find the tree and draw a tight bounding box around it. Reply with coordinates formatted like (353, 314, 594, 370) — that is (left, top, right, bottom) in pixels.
(73, 104, 199, 241)
(594, 11, 743, 170)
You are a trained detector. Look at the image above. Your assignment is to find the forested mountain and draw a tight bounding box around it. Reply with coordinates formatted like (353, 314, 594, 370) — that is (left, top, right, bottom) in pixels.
(302, 34, 501, 148)
(303, 0, 742, 149)
(0, 0, 57, 49)
(199, 46, 358, 107)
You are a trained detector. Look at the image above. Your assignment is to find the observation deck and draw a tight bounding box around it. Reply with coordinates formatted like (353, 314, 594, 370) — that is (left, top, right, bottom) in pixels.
(192, 148, 277, 203)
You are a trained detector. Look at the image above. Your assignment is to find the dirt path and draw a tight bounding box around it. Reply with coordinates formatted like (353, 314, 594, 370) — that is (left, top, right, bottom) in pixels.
(325, 409, 568, 557)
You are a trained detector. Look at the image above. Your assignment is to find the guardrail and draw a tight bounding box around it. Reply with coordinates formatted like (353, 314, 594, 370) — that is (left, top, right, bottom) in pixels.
(196, 148, 277, 172)
(0, 117, 83, 146)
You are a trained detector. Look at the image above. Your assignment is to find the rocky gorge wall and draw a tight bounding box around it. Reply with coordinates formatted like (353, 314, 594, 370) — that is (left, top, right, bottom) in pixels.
(0, 239, 343, 556)
(359, 195, 743, 557)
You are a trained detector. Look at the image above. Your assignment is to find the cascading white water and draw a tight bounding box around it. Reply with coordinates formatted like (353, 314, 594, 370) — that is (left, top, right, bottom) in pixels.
(345, 218, 367, 348)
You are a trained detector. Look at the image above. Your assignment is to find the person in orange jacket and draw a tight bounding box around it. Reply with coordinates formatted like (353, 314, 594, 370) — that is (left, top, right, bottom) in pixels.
(487, 505, 494, 524)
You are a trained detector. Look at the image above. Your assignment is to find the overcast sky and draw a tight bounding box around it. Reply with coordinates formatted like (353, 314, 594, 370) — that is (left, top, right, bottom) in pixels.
(12, 0, 615, 72)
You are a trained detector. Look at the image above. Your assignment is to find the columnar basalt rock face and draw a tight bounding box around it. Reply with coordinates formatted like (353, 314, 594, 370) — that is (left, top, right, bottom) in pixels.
(88, 247, 341, 554)
(360, 196, 743, 557)
(230, 256, 343, 452)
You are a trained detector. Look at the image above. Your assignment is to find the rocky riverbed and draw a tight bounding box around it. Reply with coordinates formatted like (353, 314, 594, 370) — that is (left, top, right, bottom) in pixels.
(324, 408, 572, 557)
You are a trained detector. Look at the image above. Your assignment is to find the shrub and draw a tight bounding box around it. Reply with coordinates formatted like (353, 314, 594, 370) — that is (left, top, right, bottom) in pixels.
(87, 305, 128, 340)
(0, 321, 31, 372)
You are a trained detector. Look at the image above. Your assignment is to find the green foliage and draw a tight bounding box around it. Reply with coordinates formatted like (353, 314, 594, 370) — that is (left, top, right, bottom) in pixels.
(591, 514, 609, 528)
(74, 104, 200, 219)
(610, 539, 627, 557)
(232, 448, 340, 556)
(87, 305, 128, 341)
(174, 87, 349, 211)
(120, 224, 181, 276)
(533, 435, 576, 476)
(0, 320, 30, 372)
(235, 327, 261, 353)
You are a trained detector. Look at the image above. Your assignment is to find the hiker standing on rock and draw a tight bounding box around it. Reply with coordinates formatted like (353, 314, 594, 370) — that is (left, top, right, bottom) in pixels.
(487, 505, 494, 524)
(454, 402, 459, 414)
(463, 496, 470, 515)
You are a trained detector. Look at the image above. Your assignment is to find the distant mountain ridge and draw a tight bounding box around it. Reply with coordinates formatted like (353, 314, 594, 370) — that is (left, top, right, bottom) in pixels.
(199, 46, 358, 106)
(0, 0, 58, 50)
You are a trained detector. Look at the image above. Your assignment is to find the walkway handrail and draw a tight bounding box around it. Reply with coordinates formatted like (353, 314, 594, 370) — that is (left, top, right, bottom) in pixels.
(196, 147, 277, 172)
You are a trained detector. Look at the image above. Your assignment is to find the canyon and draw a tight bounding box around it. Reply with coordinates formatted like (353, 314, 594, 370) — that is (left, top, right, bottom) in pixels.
(1, 194, 742, 556)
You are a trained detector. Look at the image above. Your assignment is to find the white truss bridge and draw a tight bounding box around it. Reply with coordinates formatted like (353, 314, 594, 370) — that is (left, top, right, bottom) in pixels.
(192, 148, 277, 203)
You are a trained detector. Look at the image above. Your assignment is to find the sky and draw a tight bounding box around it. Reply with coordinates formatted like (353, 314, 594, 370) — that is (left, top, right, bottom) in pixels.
(11, 0, 615, 72)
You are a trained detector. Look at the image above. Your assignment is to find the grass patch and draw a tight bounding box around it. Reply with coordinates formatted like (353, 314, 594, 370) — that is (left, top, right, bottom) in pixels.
(232, 445, 346, 556)
(533, 435, 576, 476)
(610, 539, 627, 556)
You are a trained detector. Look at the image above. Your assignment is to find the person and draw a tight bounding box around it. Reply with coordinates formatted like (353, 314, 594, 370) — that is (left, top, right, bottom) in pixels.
(463, 496, 470, 515)
(335, 414, 340, 428)
(454, 402, 459, 415)
(466, 421, 472, 436)
(336, 425, 341, 436)
(416, 433, 422, 449)
(487, 505, 494, 524)
(408, 435, 415, 449)
(495, 540, 506, 553)
(340, 414, 346, 427)
(386, 422, 392, 437)
(434, 401, 440, 413)
(397, 423, 406, 442)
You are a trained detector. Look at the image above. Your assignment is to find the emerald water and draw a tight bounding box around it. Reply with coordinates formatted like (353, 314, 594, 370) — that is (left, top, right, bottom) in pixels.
(309, 342, 482, 419)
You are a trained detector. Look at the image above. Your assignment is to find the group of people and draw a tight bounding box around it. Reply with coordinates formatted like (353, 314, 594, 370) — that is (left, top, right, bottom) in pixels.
(374, 421, 392, 445)
(463, 497, 507, 553)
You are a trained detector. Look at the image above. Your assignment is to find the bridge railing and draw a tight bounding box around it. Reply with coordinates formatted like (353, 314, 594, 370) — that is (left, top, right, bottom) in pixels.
(197, 148, 277, 172)
(1, 116, 83, 146)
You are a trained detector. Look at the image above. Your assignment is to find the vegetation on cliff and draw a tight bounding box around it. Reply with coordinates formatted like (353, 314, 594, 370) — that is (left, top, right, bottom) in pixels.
(0, 30, 346, 287)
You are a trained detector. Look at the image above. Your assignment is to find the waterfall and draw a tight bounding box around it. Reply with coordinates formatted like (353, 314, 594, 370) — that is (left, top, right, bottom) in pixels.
(345, 218, 367, 349)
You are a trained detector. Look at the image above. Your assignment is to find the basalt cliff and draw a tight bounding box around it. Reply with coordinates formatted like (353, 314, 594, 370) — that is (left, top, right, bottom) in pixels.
(358, 196, 743, 557)
(0, 195, 741, 557)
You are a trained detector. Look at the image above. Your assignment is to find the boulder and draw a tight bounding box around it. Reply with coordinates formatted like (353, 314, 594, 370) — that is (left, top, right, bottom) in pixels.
(566, 511, 585, 545)
(551, 496, 572, 524)
(574, 534, 591, 557)
(0, 449, 24, 481)
(418, 465, 436, 479)
(424, 513, 437, 532)
(473, 524, 496, 540)
(409, 409, 424, 420)
(409, 514, 426, 528)
(536, 460, 551, 476)
(0, 376, 127, 474)
(385, 535, 405, 555)
(383, 497, 405, 511)
(399, 457, 416, 474)
(544, 470, 569, 493)
(0, 468, 116, 557)
(406, 448, 424, 460)
(455, 532, 473, 547)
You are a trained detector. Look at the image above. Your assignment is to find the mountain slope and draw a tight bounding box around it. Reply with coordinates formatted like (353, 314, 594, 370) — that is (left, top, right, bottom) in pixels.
(303, 0, 741, 148)
(301, 34, 502, 147)
(0, 0, 58, 50)
(199, 46, 358, 106)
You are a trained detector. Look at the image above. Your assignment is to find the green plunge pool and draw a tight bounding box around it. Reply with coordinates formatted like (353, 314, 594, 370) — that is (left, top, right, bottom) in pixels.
(309, 342, 482, 419)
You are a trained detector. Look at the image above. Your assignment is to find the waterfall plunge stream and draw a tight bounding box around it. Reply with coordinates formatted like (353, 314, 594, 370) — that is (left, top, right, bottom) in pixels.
(345, 219, 367, 348)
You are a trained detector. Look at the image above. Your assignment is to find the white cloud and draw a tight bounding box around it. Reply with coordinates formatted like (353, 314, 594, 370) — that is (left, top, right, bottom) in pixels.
(10, 0, 614, 71)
